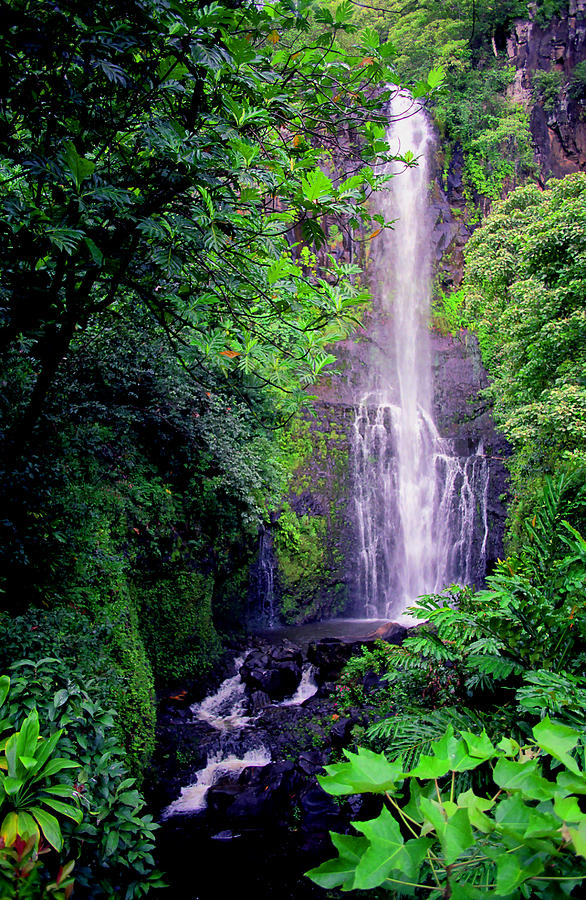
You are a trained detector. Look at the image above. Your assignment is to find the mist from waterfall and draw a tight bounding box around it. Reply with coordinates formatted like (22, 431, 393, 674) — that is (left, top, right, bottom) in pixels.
(353, 90, 489, 618)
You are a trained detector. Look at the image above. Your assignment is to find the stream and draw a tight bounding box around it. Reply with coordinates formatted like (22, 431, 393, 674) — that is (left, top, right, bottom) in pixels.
(152, 624, 386, 899)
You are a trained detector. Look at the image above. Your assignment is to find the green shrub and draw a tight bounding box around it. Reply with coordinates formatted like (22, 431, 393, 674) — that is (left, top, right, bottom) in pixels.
(0, 606, 155, 780)
(274, 503, 330, 623)
(2, 658, 164, 899)
(532, 68, 563, 111)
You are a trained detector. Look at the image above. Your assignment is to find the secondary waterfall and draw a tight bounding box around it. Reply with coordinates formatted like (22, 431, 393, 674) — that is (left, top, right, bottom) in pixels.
(353, 90, 489, 618)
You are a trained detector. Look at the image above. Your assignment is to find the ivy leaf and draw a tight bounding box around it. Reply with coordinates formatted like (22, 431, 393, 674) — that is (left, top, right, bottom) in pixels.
(305, 833, 367, 890)
(533, 717, 581, 775)
(318, 747, 403, 796)
(352, 806, 408, 889)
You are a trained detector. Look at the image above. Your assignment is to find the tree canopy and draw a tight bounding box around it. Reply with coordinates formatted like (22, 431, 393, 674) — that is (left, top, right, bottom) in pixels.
(0, 0, 444, 447)
(463, 173, 586, 513)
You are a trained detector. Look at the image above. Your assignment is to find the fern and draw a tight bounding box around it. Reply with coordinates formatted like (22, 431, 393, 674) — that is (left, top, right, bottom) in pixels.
(517, 669, 586, 726)
(367, 706, 488, 768)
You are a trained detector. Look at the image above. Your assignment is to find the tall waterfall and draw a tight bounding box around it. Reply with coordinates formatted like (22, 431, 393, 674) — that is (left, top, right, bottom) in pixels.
(353, 90, 488, 619)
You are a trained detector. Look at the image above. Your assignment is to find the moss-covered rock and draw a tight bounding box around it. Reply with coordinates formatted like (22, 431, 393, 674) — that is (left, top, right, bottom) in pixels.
(134, 571, 221, 687)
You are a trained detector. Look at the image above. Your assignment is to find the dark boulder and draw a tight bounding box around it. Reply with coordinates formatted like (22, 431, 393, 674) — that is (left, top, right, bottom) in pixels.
(307, 638, 354, 682)
(329, 716, 355, 748)
(240, 640, 302, 700)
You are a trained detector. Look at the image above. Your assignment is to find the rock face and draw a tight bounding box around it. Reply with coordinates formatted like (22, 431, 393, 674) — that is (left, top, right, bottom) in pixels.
(507, 1, 586, 176)
(240, 641, 303, 700)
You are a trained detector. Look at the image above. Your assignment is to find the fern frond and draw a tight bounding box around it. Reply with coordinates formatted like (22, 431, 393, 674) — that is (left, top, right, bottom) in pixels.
(366, 707, 488, 769)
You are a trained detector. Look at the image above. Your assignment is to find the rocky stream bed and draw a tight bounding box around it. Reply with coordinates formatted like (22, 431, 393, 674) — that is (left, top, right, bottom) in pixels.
(147, 622, 410, 899)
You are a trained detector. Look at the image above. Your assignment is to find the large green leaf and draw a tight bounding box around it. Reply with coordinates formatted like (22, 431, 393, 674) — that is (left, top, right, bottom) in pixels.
(493, 757, 557, 801)
(533, 717, 581, 775)
(31, 730, 62, 776)
(41, 796, 83, 824)
(306, 833, 368, 890)
(39, 757, 81, 778)
(318, 747, 403, 795)
(30, 806, 63, 851)
(352, 806, 408, 889)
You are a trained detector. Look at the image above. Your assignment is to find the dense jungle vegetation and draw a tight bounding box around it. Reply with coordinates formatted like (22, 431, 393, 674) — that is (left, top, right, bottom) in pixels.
(1, 0, 585, 897)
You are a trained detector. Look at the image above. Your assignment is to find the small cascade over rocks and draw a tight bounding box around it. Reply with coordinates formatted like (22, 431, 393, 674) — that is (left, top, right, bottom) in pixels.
(155, 625, 416, 898)
(161, 643, 319, 819)
(352, 89, 490, 618)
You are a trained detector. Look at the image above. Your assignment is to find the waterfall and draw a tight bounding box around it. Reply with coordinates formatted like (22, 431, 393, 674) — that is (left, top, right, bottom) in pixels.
(353, 90, 489, 618)
(253, 528, 276, 625)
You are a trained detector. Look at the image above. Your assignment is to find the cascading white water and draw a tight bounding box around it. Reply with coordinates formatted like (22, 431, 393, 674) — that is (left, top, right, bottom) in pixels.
(353, 90, 489, 618)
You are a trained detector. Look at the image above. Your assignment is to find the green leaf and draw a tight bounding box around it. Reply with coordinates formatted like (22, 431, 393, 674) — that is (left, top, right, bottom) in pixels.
(493, 757, 556, 801)
(554, 795, 583, 823)
(0, 676, 9, 709)
(1, 811, 19, 846)
(427, 66, 445, 89)
(31, 730, 62, 776)
(301, 218, 327, 248)
(39, 757, 80, 778)
(14, 811, 38, 842)
(409, 753, 451, 779)
(41, 796, 83, 824)
(3, 776, 23, 795)
(105, 827, 119, 856)
(30, 806, 63, 851)
(17, 707, 40, 760)
(306, 833, 368, 890)
(568, 819, 586, 857)
(41, 784, 77, 799)
(318, 747, 403, 796)
(352, 806, 407, 889)
(533, 717, 581, 775)
(460, 730, 496, 760)
(53, 689, 69, 708)
(420, 798, 475, 865)
(64, 142, 96, 190)
(301, 169, 334, 203)
(457, 789, 495, 833)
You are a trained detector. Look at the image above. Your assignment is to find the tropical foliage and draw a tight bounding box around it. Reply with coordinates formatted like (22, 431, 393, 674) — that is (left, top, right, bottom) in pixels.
(463, 173, 586, 529)
(308, 718, 586, 898)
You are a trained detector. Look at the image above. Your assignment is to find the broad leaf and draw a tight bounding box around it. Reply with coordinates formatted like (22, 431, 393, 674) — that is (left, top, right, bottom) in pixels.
(318, 747, 403, 795)
(533, 717, 580, 775)
(30, 806, 63, 851)
(306, 833, 368, 890)
(353, 806, 408, 889)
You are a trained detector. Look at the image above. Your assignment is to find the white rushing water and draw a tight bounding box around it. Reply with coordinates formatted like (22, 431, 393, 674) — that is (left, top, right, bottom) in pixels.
(163, 653, 316, 817)
(192, 656, 251, 731)
(353, 90, 489, 618)
(162, 745, 272, 817)
(279, 663, 318, 706)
